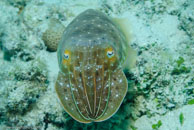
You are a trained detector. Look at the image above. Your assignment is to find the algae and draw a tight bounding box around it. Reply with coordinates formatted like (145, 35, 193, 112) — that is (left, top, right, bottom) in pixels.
(179, 112, 184, 126)
(187, 99, 194, 105)
(152, 120, 162, 129)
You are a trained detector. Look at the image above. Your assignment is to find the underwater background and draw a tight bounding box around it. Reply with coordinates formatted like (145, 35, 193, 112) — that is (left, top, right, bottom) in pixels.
(0, 0, 193, 130)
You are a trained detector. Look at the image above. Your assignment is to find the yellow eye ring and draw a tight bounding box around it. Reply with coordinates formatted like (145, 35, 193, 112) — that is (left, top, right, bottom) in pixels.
(63, 50, 71, 65)
(105, 47, 116, 62)
(64, 53, 69, 59)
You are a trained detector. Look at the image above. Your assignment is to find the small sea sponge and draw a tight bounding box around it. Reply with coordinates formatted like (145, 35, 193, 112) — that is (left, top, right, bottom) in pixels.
(42, 19, 65, 52)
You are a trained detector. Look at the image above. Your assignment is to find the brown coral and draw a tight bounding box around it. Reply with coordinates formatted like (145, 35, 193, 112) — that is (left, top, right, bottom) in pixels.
(42, 19, 65, 52)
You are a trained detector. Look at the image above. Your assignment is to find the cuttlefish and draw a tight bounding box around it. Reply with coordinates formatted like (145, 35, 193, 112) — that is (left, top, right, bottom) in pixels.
(55, 9, 135, 123)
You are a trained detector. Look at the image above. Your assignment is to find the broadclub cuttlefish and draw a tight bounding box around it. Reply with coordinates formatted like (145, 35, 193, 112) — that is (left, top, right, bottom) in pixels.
(55, 9, 136, 123)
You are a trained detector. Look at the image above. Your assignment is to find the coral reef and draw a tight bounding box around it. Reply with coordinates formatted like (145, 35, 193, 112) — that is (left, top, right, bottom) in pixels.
(178, 1, 194, 40)
(0, 0, 193, 130)
(0, 57, 49, 122)
(130, 41, 194, 118)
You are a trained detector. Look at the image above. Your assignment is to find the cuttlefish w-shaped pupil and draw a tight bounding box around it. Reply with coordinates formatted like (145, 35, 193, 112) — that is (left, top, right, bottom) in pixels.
(64, 54, 69, 59)
(107, 51, 114, 57)
(55, 9, 129, 123)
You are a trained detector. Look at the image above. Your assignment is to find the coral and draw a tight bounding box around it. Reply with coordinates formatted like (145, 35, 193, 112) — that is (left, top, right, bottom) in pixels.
(100, 0, 171, 17)
(0, 1, 43, 61)
(127, 41, 194, 119)
(0, 57, 48, 124)
(42, 19, 65, 52)
(178, 1, 194, 40)
(6, 0, 31, 14)
(22, 2, 50, 30)
(0, 0, 193, 129)
(7, 0, 31, 7)
(6, 81, 46, 114)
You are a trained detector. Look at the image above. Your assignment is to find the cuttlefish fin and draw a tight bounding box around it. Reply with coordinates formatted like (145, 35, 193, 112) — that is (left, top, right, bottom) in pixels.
(123, 46, 137, 70)
(112, 17, 137, 70)
(95, 68, 128, 122)
(112, 17, 132, 44)
(55, 72, 91, 123)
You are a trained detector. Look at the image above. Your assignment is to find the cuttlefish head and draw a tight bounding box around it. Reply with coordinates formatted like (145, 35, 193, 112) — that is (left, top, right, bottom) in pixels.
(55, 44, 128, 123)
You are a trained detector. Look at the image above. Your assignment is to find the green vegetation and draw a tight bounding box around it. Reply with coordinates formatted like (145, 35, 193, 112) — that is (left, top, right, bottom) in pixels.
(130, 125, 138, 130)
(171, 57, 191, 75)
(179, 113, 184, 126)
(171, 66, 191, 75)
(152, 120, 162, 130)
(188, 99, 194, 105)
(176, 57, 184, 67)
(150, 0, 155, 3)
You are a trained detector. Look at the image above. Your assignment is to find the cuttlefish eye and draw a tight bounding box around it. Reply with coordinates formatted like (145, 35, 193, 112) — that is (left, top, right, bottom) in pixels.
(63, 50, 71, 65)
(64, 53, 69, 59)
(105, 47, 116, 62)
(107, 50, 114, 58)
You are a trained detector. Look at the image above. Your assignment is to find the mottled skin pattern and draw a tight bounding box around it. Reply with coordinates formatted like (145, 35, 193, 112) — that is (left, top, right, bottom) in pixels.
(55, 9, 129, 123)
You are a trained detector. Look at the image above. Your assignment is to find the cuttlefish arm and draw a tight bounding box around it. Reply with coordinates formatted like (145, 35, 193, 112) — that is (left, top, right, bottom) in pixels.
(55, 66, 127, 123)
(55, 71, 91, 123)
(95, 68, 128, 122)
